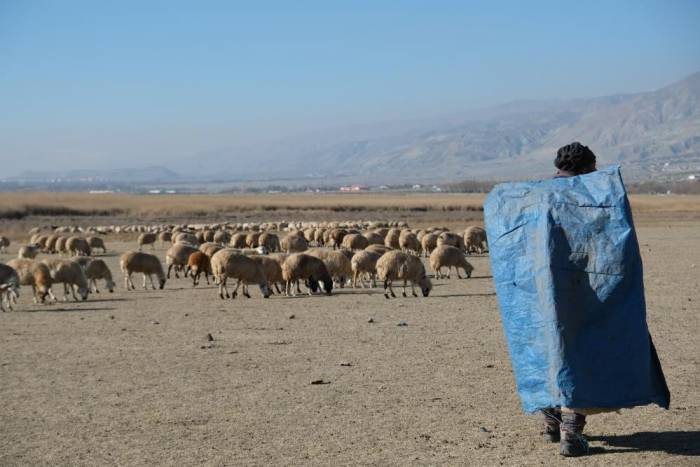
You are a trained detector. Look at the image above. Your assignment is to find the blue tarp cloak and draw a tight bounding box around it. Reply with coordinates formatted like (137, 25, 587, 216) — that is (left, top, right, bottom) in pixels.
(484, 166, 670, 413)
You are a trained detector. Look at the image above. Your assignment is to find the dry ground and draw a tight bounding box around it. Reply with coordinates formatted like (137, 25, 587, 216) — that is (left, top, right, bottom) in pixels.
(0, 202, 699, 466)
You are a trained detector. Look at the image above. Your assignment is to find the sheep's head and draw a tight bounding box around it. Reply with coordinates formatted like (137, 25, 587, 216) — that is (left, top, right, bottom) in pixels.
(77, 286, 90, 301)
(321, 279, 333, 295)
(106, 279, 115, 293)
(306, 277, 320, 293)
(259, 283, 272, 298)
(418, 275, 432, 297)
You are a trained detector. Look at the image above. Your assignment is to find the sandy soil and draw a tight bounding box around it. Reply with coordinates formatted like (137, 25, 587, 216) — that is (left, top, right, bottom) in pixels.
(0, 223, 698, 466)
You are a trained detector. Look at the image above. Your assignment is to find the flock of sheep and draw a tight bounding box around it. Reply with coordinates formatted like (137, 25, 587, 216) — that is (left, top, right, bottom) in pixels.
(0, 221, 488, 311)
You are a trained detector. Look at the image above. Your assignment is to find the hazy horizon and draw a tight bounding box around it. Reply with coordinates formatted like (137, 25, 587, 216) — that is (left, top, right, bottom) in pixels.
(2, 1, 700, 177)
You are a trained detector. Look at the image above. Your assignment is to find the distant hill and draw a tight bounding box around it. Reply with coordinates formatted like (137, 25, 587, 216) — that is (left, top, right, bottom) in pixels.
(186, 71, 700, 182)
(8, 166, 182, 183)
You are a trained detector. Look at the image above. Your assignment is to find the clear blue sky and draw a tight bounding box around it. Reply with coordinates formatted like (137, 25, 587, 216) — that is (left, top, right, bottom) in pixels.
(1, 0, 699, 174)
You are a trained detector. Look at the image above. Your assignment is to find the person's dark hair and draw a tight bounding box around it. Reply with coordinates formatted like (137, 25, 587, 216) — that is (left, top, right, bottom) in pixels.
(554, 142, 596, 174)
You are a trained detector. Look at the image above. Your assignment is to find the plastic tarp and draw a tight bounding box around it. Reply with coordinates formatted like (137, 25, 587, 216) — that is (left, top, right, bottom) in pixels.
(484, 166, 670, 413)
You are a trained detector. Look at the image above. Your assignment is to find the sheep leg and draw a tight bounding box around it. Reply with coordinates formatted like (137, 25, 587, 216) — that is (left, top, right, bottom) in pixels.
(62, 283, 70, 301)
(274, 282, 282, 294)
(446, 267, 451, 279)
(142, 274, 148, 289)
(402, 280, 407, 298)
(204, 271, 210, 285)
(167, 264, 173, 279)
(231, 279, 241, 299)
(32, 285, 39, 304)
(370, 274, 376, 288)
(149, 274, 158, 290)
(435, 267, 441, 279)
(242, 284, 251, 299)
(383, 280, 394, 299)
(411, 282, 418, 297)
(456, 267, 463, 279)
(70, 283, 79, 301)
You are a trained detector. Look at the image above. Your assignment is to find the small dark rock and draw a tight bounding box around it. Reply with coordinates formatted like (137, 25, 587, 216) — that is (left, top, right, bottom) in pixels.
(479, 426, 491, 433)
(288, 314, 295, 319)
(206, 333, 214, 342)
(484, 364, 494, 368)
(367, 318, 374, 323)
(109, 315, 115, 320)
(311, 379, 331, 385)
(339, 362, 352, 367)
(152, 321, 159, 325)
(397, 321, 408, 327)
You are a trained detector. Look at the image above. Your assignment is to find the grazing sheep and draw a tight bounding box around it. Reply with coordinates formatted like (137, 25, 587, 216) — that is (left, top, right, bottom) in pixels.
(464, 226, 488, 254)
(86, 236, 107, 254)
(350, 250, 381, 288)
(421, 232, 439, 257)
(174, 232, 199, 246)
(437, 232, 466, 251)
(41, 258, 90, 301)
(429, 245, 474, 279)
(341, 233, 369, 251)
(281, 232, 308, 253)
(185, 251, 212, 286)
(18, 244, 41, 259)
(199, 242, 223, 257)
(365, 244, 393, 255)
(44, 234, 60, 253)
(376, 250, 432, 298)
(313, 229, 326, 246)
(34, 235, 49, 251)
(308, 249, 352, 288)
(251, 255, 284, 294)
(85, 259, 115, 293)
(55, 236, 69, 255)
(120, 251, 166, 290)
(66, 236, 92, 256)
(210, 249, 271, 299)
(7, 258, 55, 303)
(281, 253, 333, 296)
(329, 228, 348, 249)
(399, 231, 422, 256)
(246, 232, 262, 248)
(0, 263, 20, 312)
(158, 231, 172, 246)
(138, 232, 157, 251)
(213, 230, 231, 246)
(384, 228, 401, 249)
(165, 244, 199, 278)
(0, 236, 10, 253)
(229, 233, 247, 248)
(258, 232, 280, 252)
(362, 231, 384, 246)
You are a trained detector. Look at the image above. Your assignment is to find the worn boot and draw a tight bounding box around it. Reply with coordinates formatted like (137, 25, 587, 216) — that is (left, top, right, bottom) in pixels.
(542, 408, 561, 442)
(559, 411, 588, 457)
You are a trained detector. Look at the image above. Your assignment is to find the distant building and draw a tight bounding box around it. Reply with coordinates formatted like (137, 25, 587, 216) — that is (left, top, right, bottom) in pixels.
(339, 184, 369, 192)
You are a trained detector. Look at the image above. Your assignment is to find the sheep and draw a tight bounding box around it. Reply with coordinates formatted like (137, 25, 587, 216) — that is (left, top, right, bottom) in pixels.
(229, 233, 248, 248)
(399, 231, 422, 256)
(0, 236, 10, 253)
(384, 228, 401, 249)
(84, 259, 115, 293)
(174, 232, 199, 246)
(41, 258, 90, 301)
(7, 258, 55, 303)
(138, 232, 157, 251)
(258, 232, 280, 252)
(365, 244, 393, 255)
(313, 229, 326, 246)
(328, 228, 348, 249)
(429, 245, 474, 279)
(66, 236, 92, 256)
(120, 251, 166, 290)
(165, 244, 199, 278)
(44, 234, 60, 253)
(199, 242, 223, 257)
(437, 232, 466, 251)
(183, 251, 211, 286)
(86, 236, 107, 254)
(213, 230, 231, 246)
(362, 231, 384, 246)
(0, 263, 20, 312)
(308, 249, 352, 288)
(34, 235, 49, 251)
(18, 244, 41, 259)
(376, 250, 432, 298)
(281, 232, 308, 253)
(464, 226, 488, 254)
(158, 231, 172, 247)
(281, 253, 333, 296)
(55, 236, 69, 255)
(421, 232, 439, 257)
(250, 255, 284, 294)
(350, 250, 381, 288)
(374, 227, 390, 238)
(210, 249, 271, 299)
(341, 233, 369, 251)
(246, 232, 262, 248)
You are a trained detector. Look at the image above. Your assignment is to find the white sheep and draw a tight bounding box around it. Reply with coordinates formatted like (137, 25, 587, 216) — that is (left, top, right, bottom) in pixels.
(210, 249, 271, 299)
(120, 251, 166, 290)
(376, 250, 432, 298)
(350, 250, 381, 288)
(429, 245, 474, 279)
(84, 259, 115, 293)
(165, 244, 199, 278)
(464, 226, 488, 254)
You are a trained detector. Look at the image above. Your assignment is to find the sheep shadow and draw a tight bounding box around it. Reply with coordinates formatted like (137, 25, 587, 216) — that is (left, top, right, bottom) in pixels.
(588, 431, 700, 456)
(434, 292, 496, 298)
(21, 306, 117, 313)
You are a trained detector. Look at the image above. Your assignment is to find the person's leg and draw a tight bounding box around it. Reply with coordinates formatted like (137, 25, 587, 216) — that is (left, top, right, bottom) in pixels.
(560, 409, 588, 457)
(542, 408, 561, 442)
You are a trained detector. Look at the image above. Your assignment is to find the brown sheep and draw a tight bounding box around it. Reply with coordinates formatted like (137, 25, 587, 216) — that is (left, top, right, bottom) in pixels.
(464, 226, 488, 254)
(120, 251, 166, 290)
(281, 253, 333, 296)
(137, 232, 157, 251)
(341, 233, 369, 251)
(185, 251, 212, 286)
(384, 228, 401, 249)
(376, 250, 432, 298)
(429, 245, 474, 279)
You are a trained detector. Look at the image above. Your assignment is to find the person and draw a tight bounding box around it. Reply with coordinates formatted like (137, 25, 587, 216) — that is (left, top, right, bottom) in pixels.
(483, 142, 670, 459)
(543, 142, 598, 456)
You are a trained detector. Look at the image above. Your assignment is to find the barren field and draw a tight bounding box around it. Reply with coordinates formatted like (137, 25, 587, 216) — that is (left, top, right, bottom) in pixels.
(1, 195, 699, 466)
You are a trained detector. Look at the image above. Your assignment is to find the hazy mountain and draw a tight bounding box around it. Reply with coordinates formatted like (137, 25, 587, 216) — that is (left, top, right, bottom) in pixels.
(7, 166, 182, 183)
(187, 71, 700, 182)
